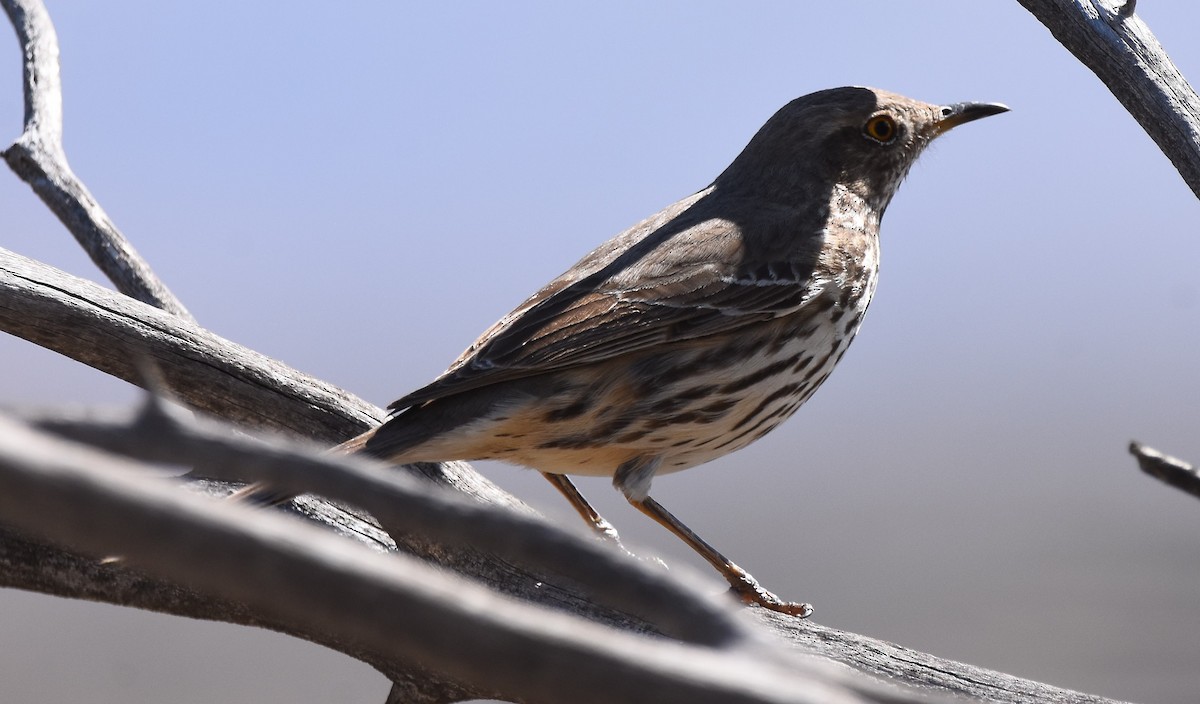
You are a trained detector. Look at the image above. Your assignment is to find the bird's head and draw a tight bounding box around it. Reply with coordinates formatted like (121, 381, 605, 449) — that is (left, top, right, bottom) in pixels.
(716, 86, 1008, 216)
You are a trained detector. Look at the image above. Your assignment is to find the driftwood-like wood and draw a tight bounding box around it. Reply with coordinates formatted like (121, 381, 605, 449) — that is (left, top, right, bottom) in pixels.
(0, 246, 381, 443)
(0, 0, 194, 319)
(28, 397, 749, 649)
(3, 409, 917, 704)
(3, 406, 1132, 704)
(1129, 442, 1200, 501)
(0, 510, 481, 704)
(1017, 0, 1200, 198)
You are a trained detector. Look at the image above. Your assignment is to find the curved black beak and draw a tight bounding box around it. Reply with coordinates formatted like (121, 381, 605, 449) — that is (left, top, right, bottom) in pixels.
(934, 101, 1010, 134)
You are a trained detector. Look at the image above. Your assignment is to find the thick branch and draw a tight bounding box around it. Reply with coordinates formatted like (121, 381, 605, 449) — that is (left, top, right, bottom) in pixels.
(763, 616, 1122, 704)
(0, 246, 380, 442)
(0, 519, 479, 703)
(0, 0, 194, 318)
(0, 412, 907, 704)
(3, 400, 1131, 704)
(1017, 0, 1200, 198)
(31, 396, 751, 650)
(0, 245, 532, 509)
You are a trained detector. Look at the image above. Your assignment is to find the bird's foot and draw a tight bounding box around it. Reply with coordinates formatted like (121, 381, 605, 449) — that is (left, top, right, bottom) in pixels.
(725, 569, 812, 618)
(590, 515, 623, 545)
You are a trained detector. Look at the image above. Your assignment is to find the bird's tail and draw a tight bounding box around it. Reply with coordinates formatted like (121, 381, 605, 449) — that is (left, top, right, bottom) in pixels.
(331, 427, 376, 455)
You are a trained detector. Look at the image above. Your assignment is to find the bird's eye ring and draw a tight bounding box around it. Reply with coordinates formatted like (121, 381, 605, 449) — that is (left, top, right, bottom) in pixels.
(863, 114, 897, 144)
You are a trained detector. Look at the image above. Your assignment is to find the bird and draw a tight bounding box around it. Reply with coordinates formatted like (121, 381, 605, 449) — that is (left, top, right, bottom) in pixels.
(340, 86, 1007, 617)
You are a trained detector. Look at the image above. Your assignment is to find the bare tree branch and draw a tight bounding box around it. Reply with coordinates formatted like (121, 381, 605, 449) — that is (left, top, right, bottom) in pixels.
(0, 0, 195, 318)
(3, 399, 1132, 704)
(762, 616, 1124, 704)
(29, 395, 751, 650)
(0, 243, 542, 515)
(1129, 442, 1200, 501)
(0, 411, 921, 704)
(0, 246, 380, 442)
(1017, 0, 1200, 198)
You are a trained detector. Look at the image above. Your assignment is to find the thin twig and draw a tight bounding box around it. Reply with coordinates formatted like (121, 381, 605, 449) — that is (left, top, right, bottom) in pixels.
(1129, 442, 1200, 500)
(0, 0, 195, 319)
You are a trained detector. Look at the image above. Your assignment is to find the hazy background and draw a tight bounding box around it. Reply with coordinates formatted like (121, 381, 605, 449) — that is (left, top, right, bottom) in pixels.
(3, 2, 1200, 702)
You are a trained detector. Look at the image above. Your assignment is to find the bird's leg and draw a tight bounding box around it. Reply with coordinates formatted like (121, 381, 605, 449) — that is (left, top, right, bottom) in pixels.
(614, 458, 812, 618)
(628, 496, 813, 618)
(540, 472, 622, 544)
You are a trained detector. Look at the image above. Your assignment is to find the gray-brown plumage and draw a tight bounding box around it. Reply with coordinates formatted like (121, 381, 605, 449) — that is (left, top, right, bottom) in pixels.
(340, 87, 1007, 616)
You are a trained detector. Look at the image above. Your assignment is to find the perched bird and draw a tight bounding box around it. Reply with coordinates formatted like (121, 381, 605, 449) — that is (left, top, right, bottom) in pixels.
(344, 87, 1007, 616)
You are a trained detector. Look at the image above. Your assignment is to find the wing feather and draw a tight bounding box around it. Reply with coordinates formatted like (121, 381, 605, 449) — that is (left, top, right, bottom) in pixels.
(390, 189, 826, 410)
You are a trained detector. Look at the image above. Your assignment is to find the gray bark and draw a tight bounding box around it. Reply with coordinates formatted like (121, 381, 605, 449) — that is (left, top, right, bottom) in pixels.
(1, 0, 194, 319)
(1016, 0, 1200, 198)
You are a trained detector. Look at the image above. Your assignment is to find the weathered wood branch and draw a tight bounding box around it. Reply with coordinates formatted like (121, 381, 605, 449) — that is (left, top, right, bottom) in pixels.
(3, 404, 1131, 704)
(1129, 442, 1200, 501)
(29, 395, 749, 650)
(0, 0, 194, 319)
(0, 245, 381, 443)
(2, 411, 907, 704)
(1017, 0, 1200, 198)
(1016, 0, 1200, 512)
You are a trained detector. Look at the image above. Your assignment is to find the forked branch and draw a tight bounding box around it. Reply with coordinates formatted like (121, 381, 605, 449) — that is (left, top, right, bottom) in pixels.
(1, 0, 194, 318)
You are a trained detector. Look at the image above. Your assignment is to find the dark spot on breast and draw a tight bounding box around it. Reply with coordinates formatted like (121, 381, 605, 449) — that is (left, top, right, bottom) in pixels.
(720, 354, 804, 394)
(802, 351, 834, 382)
(646, 384, 717, 414)
(615, 429, 650, 444)
(544, 396, 594, 422)
(698, 398, 738, 416)
(635, 339, 759, 393)
(728, 382, 806, 433)
(842, 311, 863, 335)
(837, 286, 855, 309)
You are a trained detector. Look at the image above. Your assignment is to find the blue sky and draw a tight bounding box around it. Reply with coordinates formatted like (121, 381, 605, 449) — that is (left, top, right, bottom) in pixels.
(3, 3, 1200, 702)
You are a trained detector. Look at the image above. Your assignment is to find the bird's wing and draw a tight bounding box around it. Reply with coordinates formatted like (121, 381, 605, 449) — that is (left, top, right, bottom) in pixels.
(390, 196, 827, 410)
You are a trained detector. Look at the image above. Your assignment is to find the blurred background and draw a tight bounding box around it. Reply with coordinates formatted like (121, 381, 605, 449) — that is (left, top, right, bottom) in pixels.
(3, 2, 1199, 702)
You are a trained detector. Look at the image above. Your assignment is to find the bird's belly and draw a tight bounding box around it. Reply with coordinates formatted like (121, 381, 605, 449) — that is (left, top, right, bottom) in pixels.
(480, 300, 867, 478)
(650, 315, 857, 474)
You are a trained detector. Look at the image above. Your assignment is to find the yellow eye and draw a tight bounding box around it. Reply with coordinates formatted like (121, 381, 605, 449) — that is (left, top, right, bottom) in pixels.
(863, 114, 897, 143)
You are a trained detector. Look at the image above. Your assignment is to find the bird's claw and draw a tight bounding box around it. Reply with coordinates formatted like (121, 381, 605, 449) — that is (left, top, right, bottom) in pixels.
(727, 572, 812, 618)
